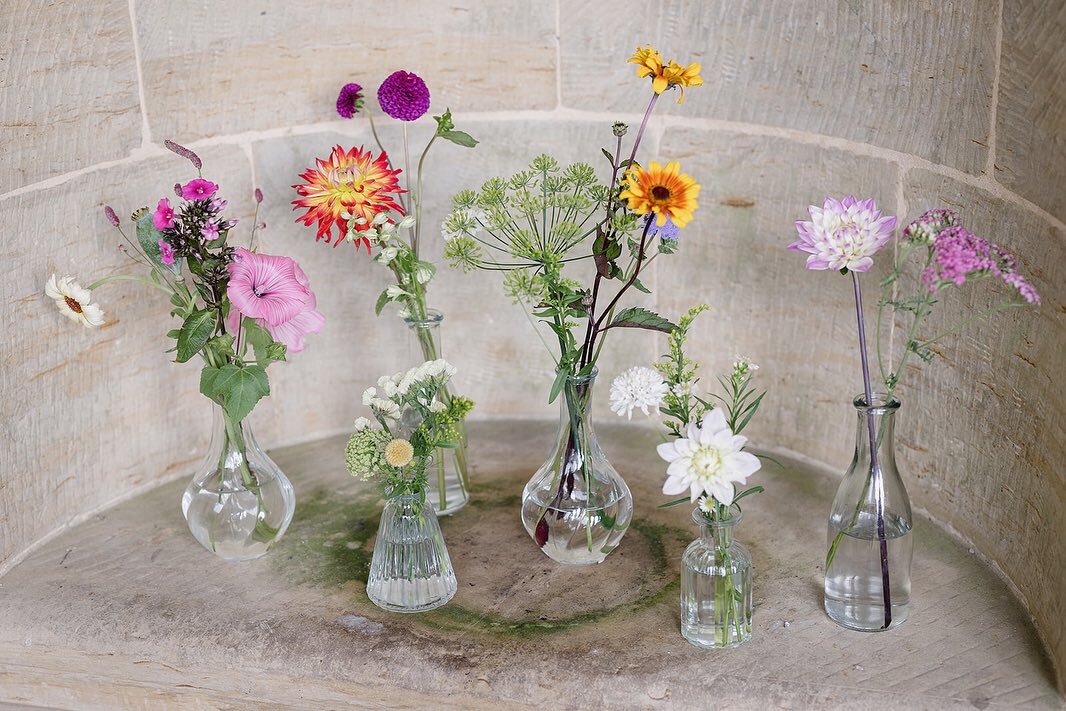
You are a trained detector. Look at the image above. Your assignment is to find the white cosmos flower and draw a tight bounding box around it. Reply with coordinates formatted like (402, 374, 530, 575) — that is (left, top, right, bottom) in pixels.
(657, 408, 761, 505)
(610, 366, 669, 420)
(45, 274, 105, 328)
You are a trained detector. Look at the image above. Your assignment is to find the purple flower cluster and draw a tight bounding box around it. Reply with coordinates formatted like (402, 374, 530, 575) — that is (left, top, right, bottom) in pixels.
(903, 208, 958, 245)
(336, 82, 364, 119)
(151, 179, 238, 259)
(922, 226, 1040, 304)
(377, 70, 430, 121)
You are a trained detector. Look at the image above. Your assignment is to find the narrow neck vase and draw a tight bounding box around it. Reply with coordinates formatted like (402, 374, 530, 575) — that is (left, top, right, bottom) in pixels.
(404, 309, 470, 515)
(366, 488, 458, 613)
(824, 393, 913, 631)
(520, 369, 633, 564)
(181, 404, 296, 561)
(680, 505, 753, 648)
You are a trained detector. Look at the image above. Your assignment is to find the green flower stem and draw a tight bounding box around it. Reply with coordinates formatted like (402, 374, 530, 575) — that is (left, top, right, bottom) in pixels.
(87, 273, 175, 296)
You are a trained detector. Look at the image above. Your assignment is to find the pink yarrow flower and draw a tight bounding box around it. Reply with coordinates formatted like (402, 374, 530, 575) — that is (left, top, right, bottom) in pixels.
(790, 196, 897, 272)
(921, 226, 1040, 304)
(181, 178, 219, 201)
(226, 248, 324, 353)
(153, 198, 175, 230)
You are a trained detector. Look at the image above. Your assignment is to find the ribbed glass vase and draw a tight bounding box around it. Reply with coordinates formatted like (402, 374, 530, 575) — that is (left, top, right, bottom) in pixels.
(366, 490, 457, 613)
(680, 505, 753, 648)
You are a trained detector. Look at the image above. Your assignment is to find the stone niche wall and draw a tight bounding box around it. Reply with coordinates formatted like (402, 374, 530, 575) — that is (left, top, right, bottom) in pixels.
(1, 0, 1063, 690)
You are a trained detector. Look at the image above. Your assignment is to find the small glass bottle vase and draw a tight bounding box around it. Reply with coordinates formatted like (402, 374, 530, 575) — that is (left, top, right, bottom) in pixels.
(680, 505, 753, 648)
(181, 404, 296, 561)
(404, 309, 471, 516)
(366, 489, 458, 613)
(824, 393, 913, 631)
(520, 369, 633, 565)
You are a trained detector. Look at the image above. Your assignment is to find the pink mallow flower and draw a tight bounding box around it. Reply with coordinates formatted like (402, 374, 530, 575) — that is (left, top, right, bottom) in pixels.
(790, 196, 897, 273)
(181, 178, 219, 201)
(153, 198, 175, 230)
(226, 248, 324, 353)
(157, 239, 176, 267)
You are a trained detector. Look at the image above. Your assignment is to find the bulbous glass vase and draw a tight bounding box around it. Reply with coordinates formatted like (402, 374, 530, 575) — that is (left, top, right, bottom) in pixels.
(520, 369, 633, 565)
(680, 505, 753, 649)
(824, 393, 913, 631)
(181, 405, 295, 561)
(404, 309, 471, 516)
(366, 490, 458, 613)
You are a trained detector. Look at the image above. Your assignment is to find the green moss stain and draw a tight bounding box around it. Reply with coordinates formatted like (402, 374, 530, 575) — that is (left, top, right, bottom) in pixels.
(274, 486, 690, 638)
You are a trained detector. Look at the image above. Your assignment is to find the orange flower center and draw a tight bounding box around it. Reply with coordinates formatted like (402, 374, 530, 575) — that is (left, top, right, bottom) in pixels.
(64, 296, 83, 314)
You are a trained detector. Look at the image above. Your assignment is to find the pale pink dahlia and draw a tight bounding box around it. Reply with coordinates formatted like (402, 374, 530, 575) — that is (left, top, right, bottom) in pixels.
(226, 248, 324, 353)
(790, 196, 897, 273)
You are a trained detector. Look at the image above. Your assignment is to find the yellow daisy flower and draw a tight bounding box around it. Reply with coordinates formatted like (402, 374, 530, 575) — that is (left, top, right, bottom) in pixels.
(628, 44, 669, 94)
(620, 161, 700, 228)
(663, 61, 704, 104)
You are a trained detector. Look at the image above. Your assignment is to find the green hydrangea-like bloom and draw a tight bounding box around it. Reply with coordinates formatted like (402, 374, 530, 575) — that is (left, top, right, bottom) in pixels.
(344, 428, 389, 479)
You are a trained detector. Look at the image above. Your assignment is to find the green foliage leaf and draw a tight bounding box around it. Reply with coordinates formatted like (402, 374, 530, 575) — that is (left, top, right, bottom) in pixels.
(601, 147, 615, 165)
(265, 342, 287, 362)
(375, 289, 391, 316)
(441, 130, 478, 148)
(433, 109, 455, 134)
(240, 319, 273, 362)
(176, 309, 216, 363)
(203, 334, 235, 365)
(631, 277, 651, 294)
(201, 363, 269, 423)
(610, 307, 677, 333)
(548, 369, 567, 404)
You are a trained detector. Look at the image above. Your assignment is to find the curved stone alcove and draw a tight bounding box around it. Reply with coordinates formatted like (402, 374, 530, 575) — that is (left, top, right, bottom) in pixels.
(1, 0, 1063, 705)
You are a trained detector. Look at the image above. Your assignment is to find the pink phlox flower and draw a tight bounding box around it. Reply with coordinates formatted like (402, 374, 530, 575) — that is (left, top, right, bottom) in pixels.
(789, 195, 896, 273)
(181, 178, 219, 201)
(157, 239, 176, 266)
(201, 221, 219, 240)
(153, 198, 175, 230)
(225, 248, 323, 353)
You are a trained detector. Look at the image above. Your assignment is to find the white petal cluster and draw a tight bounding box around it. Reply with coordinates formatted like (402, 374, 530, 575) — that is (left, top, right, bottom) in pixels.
(656, 408, 761, 505)
(45, 274, 105, 328)
(610, 366, 669, 420)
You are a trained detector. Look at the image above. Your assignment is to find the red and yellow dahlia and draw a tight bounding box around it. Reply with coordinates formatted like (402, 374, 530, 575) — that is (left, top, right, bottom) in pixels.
(620, 161, 700, 228)
(292, 145, 406, 248)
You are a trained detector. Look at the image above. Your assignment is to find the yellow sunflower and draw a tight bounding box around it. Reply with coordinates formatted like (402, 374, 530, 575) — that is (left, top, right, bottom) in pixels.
(620, 161, 700, 228)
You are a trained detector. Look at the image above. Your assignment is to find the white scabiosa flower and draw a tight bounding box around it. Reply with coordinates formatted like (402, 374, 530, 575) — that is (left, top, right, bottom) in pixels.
(352, 417, 371, 432)
(361, 387, 377, 406)
(657, 408, 761, 504)
(610, 366, 669, 419)
(45, 274, 105, 328)
(697, 495, 714, 514)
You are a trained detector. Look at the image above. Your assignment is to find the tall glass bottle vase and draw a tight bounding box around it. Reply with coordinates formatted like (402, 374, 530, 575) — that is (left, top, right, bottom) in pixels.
(181, 404, 296, 561)
(366, 488, 458, 613)
(403, 309, 470, 516)
(824, 393, 913, 631)
(520, 369, 633, 565)
(680, 505, 753, 648)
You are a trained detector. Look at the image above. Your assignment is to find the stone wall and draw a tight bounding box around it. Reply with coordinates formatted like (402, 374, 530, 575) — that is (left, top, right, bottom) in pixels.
(1, 0, 1063, 690)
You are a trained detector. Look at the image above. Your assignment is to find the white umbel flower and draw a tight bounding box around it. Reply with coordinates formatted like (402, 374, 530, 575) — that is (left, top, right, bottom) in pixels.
(656, 408, 760, 505)
(610, 366, 669, 420)
(45, 274, 104, 328)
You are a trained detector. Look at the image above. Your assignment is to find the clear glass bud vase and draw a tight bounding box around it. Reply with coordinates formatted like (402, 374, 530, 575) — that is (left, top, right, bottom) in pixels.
(824, 393, 913, 631)
(404, 309, 470, 516)
(680, 505, 753, 648)
(181, 404, 296, 561)
(366, 489, 458, 613)
(520, 369, 633, 565)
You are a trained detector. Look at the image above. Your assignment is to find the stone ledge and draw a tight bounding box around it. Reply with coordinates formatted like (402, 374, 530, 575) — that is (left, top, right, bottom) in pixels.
(0, 421, 1060, 709)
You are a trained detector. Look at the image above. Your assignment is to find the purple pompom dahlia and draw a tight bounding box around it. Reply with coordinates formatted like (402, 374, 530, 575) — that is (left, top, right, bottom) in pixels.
(377, 70, 430, 121)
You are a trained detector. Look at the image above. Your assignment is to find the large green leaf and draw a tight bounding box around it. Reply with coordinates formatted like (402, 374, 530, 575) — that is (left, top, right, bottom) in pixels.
(609, 307, 677, 333)
(440, 130, 478, 148)
(202, 364, 270, 423)
(176, 308, 216, 363)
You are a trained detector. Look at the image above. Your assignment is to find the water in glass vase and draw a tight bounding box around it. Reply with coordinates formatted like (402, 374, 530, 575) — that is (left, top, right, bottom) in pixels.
(519, 491, 630, 565)
(824, 515, 913, 631)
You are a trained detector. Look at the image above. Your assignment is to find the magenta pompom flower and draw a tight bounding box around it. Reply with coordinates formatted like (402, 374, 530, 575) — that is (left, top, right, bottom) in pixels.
(226, 248, 324, 353)
(153, 198, 175, 230)
(377, 70, 430, 121)
(181, 178, 219, 201)
(790, 196, 897, 273)
(336, 82, 364, 119)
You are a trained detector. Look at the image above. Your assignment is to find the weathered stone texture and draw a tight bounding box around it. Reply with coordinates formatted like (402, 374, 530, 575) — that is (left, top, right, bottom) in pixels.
(560, 0, 997, 174)
(135, 0, 557, 141)
(995, 0, 1066, 222)
(655, 126, 901, 467)
(0, 145, 255, 572)
(0, 0, 142, 193)
(900, 167, 1065, 690)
